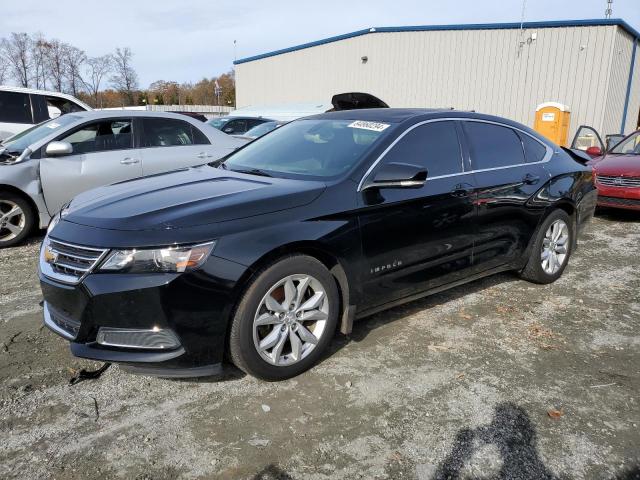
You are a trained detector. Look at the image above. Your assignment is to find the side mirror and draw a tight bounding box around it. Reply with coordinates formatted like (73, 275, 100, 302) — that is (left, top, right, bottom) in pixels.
(45, 141, 73, 157)
(223, 127, 234, 134)
(586, 146, 602, 157)
(362, 162, 427, 190)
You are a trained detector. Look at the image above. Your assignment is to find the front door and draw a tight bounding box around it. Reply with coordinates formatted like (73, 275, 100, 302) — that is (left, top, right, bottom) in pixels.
(358, 120, 476, 309)
(571, 125, 605, 156)
(139, 117, 218, 175)
(460, 120, 551, 273)
(40, 118, 141, 215)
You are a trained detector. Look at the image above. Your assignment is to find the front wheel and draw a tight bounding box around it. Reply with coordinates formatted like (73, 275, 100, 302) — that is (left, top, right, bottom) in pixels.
(520, 209, 573, 284)
(229, 255, 339, 381)
(0, 193, 34, 248)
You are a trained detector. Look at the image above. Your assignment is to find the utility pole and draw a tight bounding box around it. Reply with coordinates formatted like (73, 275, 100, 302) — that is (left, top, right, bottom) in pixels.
(605, 0, 613, 19)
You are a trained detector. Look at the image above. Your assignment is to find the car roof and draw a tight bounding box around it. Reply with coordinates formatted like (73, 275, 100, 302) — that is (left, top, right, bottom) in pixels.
(0, 85, 93, 110)
(212, 116, 275, 121)
(67, 110, 208, 120)
(311, 107, 539, 131)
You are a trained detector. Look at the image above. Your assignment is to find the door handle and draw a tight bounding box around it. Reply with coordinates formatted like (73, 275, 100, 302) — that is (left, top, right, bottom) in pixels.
(120, 158, 140, 165)
(451, 183, 474, 197)
(196, 152, 207, 159)
(522, 173, 540, 185)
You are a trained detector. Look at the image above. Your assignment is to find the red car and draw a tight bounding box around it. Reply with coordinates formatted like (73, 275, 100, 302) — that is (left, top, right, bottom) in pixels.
(571, 126, 640, 211)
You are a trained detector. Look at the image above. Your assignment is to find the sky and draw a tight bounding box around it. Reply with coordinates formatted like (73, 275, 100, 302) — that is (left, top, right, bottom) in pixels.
(1, 0, 639, 88)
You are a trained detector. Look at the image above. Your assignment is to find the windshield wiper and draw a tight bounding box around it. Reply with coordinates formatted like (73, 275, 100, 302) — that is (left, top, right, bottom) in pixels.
(230, 168, 272, 178)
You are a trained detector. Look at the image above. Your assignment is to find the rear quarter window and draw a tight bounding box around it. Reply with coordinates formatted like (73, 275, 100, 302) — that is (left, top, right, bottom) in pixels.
(519, 133, 547, 163)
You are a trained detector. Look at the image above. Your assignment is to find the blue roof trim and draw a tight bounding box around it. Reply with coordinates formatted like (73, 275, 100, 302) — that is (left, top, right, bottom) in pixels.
(234, 18, 640, 65)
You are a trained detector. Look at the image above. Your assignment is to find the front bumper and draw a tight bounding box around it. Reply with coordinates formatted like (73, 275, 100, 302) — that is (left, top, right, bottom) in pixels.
(596, 185, 640, 211)
(39, 253, 249, 375)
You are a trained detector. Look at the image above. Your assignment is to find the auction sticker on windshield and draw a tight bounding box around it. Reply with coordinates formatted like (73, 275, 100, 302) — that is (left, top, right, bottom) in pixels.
(348, 121, 390, 132)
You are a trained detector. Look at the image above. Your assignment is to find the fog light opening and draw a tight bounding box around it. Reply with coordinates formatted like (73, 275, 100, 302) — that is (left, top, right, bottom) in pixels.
(96, 327, 181, 350)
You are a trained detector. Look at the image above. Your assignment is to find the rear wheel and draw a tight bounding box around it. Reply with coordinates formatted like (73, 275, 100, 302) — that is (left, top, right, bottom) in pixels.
(0, 193, 34, 248)
(229, 255, 339, 381)
(520, 209, 573, 284)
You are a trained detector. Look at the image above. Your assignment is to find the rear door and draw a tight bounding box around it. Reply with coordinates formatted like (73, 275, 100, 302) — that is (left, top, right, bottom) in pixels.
(40, 118, 141, 214)
(358, 120, 477, 308)
(461, 120, 551, 273)
(138, 117, 216, 175)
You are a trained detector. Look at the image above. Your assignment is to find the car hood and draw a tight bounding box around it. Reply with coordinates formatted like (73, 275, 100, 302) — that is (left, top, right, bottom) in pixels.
(593, 154, 640, 176)
(63, 166, 326, 231)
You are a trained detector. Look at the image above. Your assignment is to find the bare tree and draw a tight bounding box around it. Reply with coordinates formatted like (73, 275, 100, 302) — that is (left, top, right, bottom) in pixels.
(82, 55, 113, 107)
(1, 33, 33, 87)
(110, 47, 138, 105)
(31, 33, 49, 90)
(64, 45, 86, 96)
(44, 39, 68, 92)
(0, 59, 8, 85)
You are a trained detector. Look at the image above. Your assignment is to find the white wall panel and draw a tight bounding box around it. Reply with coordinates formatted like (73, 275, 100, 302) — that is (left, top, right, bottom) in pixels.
(236, 25, 636, 138)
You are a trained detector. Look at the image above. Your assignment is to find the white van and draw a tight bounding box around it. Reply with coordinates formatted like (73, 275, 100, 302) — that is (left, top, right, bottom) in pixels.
(0, 86, 92, 141)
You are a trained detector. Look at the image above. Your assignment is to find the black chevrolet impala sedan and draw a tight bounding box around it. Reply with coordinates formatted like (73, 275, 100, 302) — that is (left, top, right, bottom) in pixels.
(39, 109, 597, 380)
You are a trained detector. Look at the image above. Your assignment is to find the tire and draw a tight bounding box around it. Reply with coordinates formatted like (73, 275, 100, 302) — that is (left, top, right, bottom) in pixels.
(520, 209, 573, 284)
(0, 192, 34, 248)
(229, 255, 339, 381)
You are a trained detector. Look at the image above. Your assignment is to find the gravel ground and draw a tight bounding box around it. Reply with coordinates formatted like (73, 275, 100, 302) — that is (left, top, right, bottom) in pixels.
(1, 209, 639, 480)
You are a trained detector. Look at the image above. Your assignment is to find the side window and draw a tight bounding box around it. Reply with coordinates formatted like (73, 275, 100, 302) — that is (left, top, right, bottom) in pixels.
(464, 122, 525, 170)
(142, 118, 194, 147)
(382, 121, 463, 177)
(45, 96, 86, 119)
(0, 91, 32, 124)
(224, 119, 247, 134)
(191, 126, 210, 145)
(59, 119, 133, 154)
(519, 132, 547, 163)
(247, 119, 265, 130)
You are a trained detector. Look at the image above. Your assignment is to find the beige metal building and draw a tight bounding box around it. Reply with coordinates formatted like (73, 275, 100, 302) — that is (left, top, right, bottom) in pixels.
(235, 19, 640, 140)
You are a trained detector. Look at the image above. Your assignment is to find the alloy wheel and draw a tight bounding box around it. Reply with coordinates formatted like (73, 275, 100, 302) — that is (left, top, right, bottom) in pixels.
(0, 200, 26, 242)
(253, 274, 329, 366)
(541, 219, 569, 275)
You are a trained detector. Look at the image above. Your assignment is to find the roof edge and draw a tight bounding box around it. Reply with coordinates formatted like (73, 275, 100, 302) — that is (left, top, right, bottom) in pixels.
(234, 18, 640, 65)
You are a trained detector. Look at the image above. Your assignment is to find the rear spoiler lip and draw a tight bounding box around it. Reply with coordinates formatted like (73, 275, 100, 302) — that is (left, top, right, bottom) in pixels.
(561, 147, 593, 165)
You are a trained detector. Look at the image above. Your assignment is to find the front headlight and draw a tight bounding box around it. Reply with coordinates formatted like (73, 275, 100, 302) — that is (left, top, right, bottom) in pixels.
(99, 242, 216, 274)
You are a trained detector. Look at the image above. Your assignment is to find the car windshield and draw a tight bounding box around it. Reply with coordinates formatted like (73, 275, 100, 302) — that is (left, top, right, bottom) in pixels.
(207, 117, 230, 130)
(1, 115, 80, 153)
(244, 122, 280, 138)
(222, 119, 391, 179)
(610, 131, 640, 155)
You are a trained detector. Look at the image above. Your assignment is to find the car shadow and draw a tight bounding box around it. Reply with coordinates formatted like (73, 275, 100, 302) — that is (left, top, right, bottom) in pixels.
(595, 207, 640, 222)
(325, 271, 519, 358)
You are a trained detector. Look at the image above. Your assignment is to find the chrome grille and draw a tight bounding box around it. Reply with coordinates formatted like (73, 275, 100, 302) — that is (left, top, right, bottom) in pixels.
(40, 237, 108, 284)
(597, 175, 640, 188)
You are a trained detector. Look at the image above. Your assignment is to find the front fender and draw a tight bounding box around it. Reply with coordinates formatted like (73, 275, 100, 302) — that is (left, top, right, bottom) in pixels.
(0, 160, 49, 228)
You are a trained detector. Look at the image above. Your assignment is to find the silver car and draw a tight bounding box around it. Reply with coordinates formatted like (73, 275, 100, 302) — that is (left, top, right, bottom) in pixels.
(0, 110, 246, 247)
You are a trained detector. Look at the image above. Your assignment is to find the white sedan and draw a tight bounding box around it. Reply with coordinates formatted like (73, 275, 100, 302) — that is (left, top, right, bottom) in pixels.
(0, 110, 247, 247)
